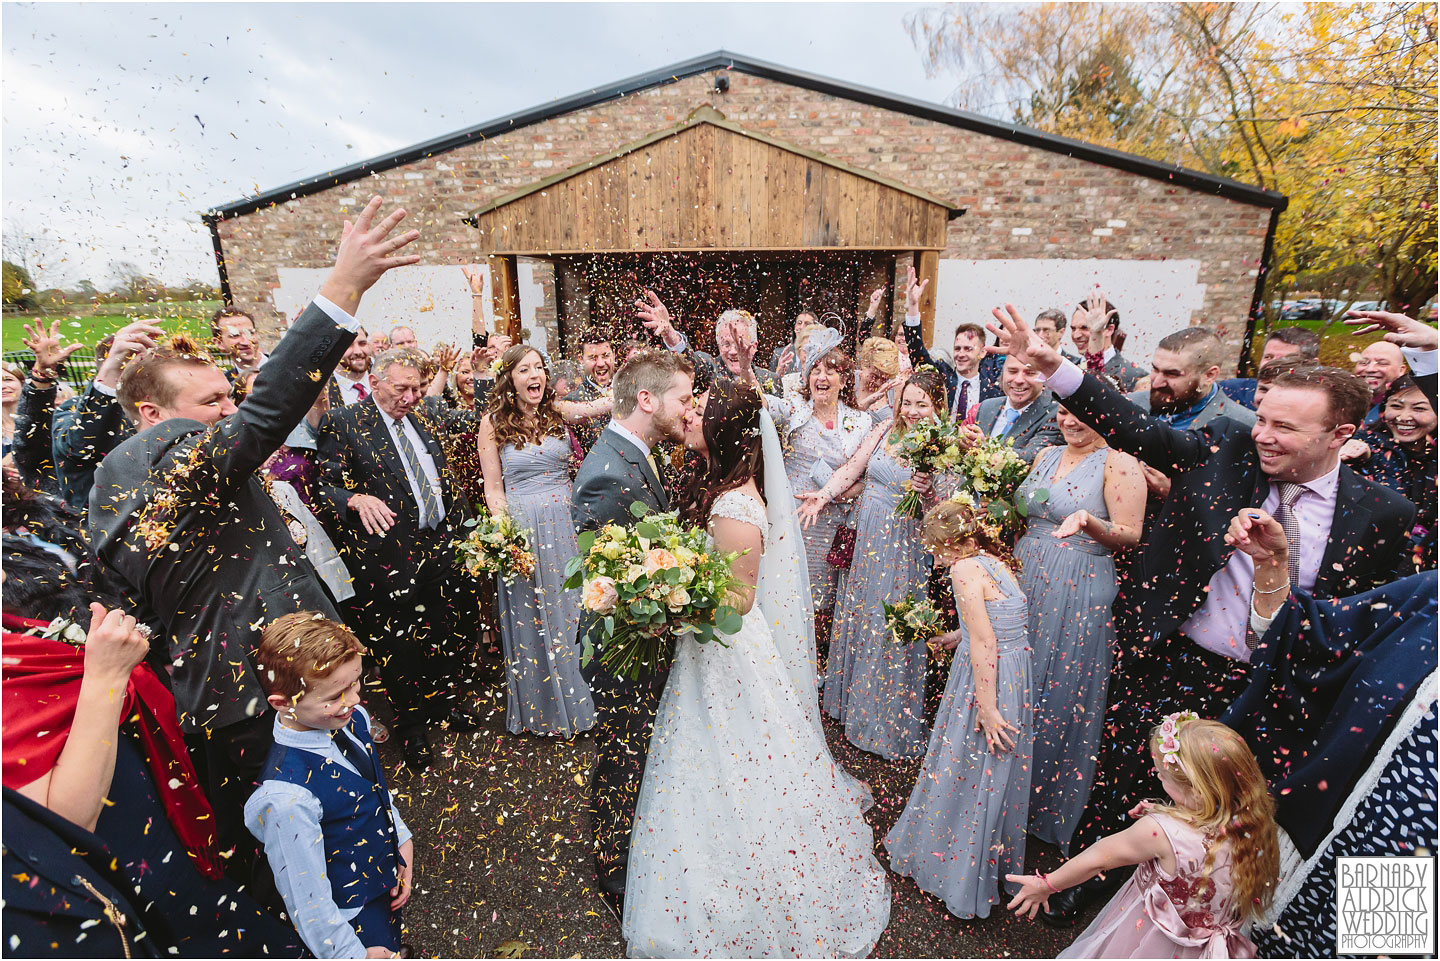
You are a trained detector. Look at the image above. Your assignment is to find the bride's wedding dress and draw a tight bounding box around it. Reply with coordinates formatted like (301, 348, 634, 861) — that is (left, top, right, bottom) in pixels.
(621, 416, 891, 958)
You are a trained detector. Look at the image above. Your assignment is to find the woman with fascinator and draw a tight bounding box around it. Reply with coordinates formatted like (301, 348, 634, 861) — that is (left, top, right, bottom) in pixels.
(621, 379, 891, 958)
(762, 324, 876, 651)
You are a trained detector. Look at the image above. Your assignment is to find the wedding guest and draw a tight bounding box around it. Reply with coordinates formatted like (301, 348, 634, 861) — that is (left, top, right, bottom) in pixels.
(987, 302, 1422, 925)
(565, 327, 619, 453)
(899, 266, 999, 417)
(52, 321, 157, 510)
(478, 344, 611, 737)
(2, 362, 23, 461)
(800, 367, 953, 759)
(328, 328, 372, 407)
(1346, 374, 1436, 569)
(1068, 289, 1145, 390)
(885, 498, 1032, 920)
(88, 197, 418, 878)
(369, 332, 390, 355)
(247, 613, 413, 959)
(1016, 405, 1144, 853)
(2, 538, 303, 957)
(12, 322, 85, 492)
(768, 308, 823, 373)
(1354, 339, 1407, 424)
(975, 354, 1063, 463)
(634, 290, 780, 392)
(763, 326, 873, 641)
(388, 325, 419, 351)
(1033, 307, 1083, 365)
(855, 335, 901, 420)
(316, 346, 480, 772)
(1218, 325, 1320, 409)
(1129, 327, 1256, 502)
(1007, 718, 1279, 959)
(212, 306, 266, 372)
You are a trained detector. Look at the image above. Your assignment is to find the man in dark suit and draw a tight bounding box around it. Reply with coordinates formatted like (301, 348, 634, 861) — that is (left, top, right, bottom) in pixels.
(326, 325, 372, 409)
(571, 348, 695, 918)
(315, 346, 478, 772)
(898, 265, 1002, 418)
(973, 354, 1062, 463)
(988, 301, 1423, 923)
(1068, 289, 1147, 390)
(87, 195, 419, 876)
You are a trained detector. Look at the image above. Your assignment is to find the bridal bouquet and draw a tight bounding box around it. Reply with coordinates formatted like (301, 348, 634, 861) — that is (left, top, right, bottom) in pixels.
(883, 595, 942, 646)
(564, 502, 744, 681)
(893, 416, 964, 518)
(454, 510, 537, 584)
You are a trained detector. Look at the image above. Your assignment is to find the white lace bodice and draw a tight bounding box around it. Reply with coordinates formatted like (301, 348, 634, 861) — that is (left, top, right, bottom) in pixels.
(708, 490, 770, 553)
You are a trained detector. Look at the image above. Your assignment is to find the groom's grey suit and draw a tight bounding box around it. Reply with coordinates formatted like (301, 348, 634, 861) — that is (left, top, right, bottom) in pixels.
(571, 424, 674, 905)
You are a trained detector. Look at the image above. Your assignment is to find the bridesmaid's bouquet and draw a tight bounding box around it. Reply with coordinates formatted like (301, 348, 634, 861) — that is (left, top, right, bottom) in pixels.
(454, 510, 537, 584)
(954, 437, 1032, 536)
(564, 502, 744, 681)
(893, 416, 964, 518)
(883, 595, 942, 646)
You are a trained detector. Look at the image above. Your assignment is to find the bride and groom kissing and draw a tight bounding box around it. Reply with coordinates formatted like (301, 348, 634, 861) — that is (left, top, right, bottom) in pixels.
(571, 350, 891, 957)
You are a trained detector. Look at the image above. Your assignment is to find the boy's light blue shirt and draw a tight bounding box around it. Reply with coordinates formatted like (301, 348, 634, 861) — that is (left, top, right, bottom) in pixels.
(244, 706, 411, 959)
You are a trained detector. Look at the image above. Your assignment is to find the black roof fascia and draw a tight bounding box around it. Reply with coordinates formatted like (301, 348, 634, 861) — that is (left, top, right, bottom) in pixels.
(205, 50, 1288, 219)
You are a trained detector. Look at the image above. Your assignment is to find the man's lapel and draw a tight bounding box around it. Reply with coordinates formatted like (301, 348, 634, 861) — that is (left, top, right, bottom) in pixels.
(607, 430, 667, 510)
(361, 401, 410, 490)
(1013, 400, 1047, 440)
(1316, 468, 1371, 595)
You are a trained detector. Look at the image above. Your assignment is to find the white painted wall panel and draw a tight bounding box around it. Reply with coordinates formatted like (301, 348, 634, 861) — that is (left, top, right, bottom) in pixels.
(272, 265, 492, 349)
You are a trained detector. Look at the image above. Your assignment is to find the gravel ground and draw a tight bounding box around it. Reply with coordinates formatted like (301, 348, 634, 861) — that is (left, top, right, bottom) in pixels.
(370, 654, 1098, 959)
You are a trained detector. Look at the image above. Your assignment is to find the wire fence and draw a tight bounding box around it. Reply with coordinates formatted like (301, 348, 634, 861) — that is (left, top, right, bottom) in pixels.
(2, 349, 101, 390)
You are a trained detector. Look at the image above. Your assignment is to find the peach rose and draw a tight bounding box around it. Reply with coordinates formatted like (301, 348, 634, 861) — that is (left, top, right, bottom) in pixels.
(643, 548, 679, 576)
(583, 576, 619, 614)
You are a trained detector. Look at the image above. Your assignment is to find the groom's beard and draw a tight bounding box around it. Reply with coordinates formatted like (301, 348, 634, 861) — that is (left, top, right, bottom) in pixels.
(652, 406, 686, 444)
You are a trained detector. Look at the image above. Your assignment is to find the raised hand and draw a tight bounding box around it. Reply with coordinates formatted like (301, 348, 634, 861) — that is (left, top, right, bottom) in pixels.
(986, 304, 1063, 378)
(95, 319, 166, 388)
(1344, 309, 1438, 352)
(904, 265, 929, 314)
(634, 289, 674, 334)
(774, 345, 797, 377)
(1078, 286, 1118, 333)
(319, 195, 421, 315)
(867, 285, 887, 318)
(22, 319, 85, 379)
(1225, 508, 1289, 563)
(460, 264, 484, 294)
(434, 344, 461, 372)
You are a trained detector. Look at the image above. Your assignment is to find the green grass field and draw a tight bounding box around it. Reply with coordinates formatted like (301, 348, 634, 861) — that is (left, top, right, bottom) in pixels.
(2, 302, 220, 353)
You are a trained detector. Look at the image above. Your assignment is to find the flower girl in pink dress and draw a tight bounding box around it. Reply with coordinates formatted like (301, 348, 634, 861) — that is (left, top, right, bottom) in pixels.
(1007, 714, 1280, 959)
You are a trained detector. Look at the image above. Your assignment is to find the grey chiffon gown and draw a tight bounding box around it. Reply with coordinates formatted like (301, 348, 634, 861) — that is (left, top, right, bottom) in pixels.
(1015, 446, 1117, 852)
(496, 434, 595, 736)
(823, 444, 930, 759)
(884, 553, 1033, 919)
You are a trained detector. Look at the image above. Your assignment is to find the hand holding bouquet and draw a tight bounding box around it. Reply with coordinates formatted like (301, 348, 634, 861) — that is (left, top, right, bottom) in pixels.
(894, 416, 964, 518)
(454, 510, 537, 584)
(564, 502, 744, 681)
(883, 595, 942, 646)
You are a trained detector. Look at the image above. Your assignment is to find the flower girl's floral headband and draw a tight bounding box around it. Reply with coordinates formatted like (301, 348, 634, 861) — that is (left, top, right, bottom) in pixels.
(1156, 710, 1200, 771)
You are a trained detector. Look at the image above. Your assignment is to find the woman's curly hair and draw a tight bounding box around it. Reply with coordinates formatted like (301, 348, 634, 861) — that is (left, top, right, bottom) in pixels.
(484, 345, 566, 449)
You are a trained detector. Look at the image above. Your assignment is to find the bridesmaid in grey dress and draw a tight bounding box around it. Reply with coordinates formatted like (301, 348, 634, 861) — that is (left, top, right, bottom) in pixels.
(1015, 406, 1145, 851)
(885, 500, 1032, 920)
(798, 369, 950, 760)
(478, 345, 613, 737)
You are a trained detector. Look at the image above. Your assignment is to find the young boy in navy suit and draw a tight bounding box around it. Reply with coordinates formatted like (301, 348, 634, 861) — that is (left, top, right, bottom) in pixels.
(246, 613, 414, 958)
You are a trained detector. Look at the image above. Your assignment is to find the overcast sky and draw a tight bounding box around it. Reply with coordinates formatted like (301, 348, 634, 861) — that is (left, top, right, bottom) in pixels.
(3, 2, 966, 288)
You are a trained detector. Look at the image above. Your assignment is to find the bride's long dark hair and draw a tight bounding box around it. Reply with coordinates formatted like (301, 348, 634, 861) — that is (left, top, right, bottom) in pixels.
(677, 379, 766, 527)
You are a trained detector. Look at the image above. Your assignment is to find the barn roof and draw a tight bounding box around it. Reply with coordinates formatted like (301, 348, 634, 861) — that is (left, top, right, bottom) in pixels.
(203, 50, 1289, 220)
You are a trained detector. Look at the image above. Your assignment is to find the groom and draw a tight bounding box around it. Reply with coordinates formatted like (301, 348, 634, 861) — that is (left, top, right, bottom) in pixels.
(571, 348, 695, 915)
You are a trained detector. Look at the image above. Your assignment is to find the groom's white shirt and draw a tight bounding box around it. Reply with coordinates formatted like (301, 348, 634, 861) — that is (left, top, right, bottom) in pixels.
(605, 420, 652, 458)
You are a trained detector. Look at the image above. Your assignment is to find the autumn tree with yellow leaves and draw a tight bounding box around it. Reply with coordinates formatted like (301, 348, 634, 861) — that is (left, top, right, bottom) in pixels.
(907, 2, 1437, 316)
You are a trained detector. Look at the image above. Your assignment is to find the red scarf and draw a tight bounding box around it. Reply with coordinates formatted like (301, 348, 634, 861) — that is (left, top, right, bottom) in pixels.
(1, 613, 224, 879)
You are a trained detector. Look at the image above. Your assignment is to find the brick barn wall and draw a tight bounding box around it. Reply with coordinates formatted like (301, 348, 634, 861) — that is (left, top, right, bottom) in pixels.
(214, 70, 1272, 371)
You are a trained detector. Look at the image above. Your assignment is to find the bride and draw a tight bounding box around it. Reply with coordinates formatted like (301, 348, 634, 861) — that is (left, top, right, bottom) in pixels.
(621, 380, 891, 958)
